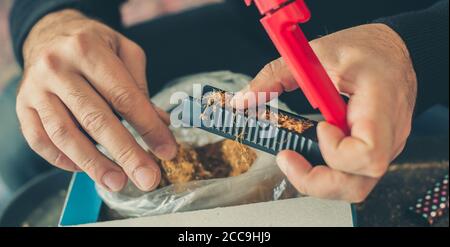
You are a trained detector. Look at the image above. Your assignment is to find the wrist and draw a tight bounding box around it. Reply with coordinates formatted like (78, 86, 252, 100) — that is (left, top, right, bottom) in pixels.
(23, 9, 88, 64)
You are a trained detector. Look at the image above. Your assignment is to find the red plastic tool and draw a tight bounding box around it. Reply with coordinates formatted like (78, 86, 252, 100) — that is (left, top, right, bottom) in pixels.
(245, 0, 350, 134)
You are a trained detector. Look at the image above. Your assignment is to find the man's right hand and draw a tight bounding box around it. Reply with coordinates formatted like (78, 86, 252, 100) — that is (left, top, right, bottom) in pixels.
(17, 9, 177, 192)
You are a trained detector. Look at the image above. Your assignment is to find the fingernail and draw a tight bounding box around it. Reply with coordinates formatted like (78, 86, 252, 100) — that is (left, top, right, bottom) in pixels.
(134, 166, 159, 191)
(155, 144, 177, 160)
(102, 171, 126, 192)
(276, 155, 289, 175)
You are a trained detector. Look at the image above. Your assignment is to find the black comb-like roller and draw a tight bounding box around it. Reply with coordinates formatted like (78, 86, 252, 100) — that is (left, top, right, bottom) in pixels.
(179, 86, 325, 166)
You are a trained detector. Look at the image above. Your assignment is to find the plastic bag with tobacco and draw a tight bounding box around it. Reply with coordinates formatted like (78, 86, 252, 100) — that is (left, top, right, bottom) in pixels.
(96, 72, 299, 218)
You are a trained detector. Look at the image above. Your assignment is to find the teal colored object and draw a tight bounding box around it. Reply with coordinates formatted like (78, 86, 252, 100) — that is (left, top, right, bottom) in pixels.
(59, 173, 102, 226)
(351, 204, 358, 227)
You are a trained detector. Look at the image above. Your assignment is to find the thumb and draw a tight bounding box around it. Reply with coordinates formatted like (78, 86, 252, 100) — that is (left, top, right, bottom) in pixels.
(232, 57, 299, 109)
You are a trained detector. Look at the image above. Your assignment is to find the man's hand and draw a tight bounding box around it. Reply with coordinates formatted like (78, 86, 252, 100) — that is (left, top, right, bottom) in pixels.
(17, 9, 177, 192)
(234, 24, 417, 202)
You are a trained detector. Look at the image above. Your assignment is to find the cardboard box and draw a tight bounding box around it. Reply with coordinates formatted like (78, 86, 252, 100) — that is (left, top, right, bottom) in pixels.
(59, 173, 356, 227)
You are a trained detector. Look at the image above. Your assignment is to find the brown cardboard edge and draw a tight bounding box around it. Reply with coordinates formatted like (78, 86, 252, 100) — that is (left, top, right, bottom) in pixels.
(82, 197, 353, 227)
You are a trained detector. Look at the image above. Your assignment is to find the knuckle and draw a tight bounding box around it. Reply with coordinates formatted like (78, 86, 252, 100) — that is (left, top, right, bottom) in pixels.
(328, 175, 349, 197)
(34, 99, 52, 116)
(367, 162, 389, 178)
(310, 40, 328, 57)
(361, 148, 376, 165)
(17, 87, 38, 107)
(70, 32, 93, 56)
(262, 61, 279, 78)
(53, 152, 67, 168)
(79, 156, 98, 174)
(25, 129, 47, 152)
(259, 59, 285, 86)
(294, 182, 309, 196)
(327, 72, 347, 89)
(115, 146, 143, 172)
(362, 144, 389, 165)
(38, 51, 61, 72)
(140, 125, 159, 140)
(128, 42, 146, 62)
(47, 122, 70, 143)
(349, 189, 369, 203)
(109, 87, 139, 114)
(339, 45, 361, 59)
(333, 173, 347, 188)
(80, 110, 109, 135)
(362, 147, 389, 178)
(35, 101, 59, 130)
(66, 89, 89, 108)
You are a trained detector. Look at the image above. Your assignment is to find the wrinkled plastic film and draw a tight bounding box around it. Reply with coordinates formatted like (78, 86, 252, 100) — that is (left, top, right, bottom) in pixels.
(96, 71, 300, 218)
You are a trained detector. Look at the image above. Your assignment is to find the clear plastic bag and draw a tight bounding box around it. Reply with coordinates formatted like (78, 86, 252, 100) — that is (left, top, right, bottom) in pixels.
(96, 71, 299, 218)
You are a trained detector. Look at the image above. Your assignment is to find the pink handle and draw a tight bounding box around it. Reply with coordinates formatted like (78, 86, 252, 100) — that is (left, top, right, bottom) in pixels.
(246, 0, 349, 134)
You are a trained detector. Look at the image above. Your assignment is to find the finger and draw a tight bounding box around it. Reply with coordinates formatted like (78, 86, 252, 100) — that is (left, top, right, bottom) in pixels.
(118, 37, 149, 97)
(50, 74, 161, 191)
(232, 58, 298, 109)
(17, 106, 79, 172)
(317, 120, 391, 178)
(154, 105, 171, 126)
(276, 150, 378, 202)
(231, 37, 353, 110)
(75, 43, 177, 160)
(317, 83, 394, 178)
(33, 94, 127, 192)
(117, 41, 170, 126)
(117, 38, 170, 126)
